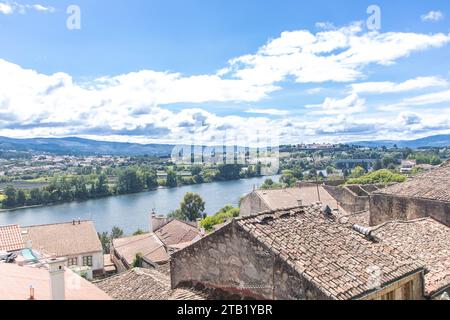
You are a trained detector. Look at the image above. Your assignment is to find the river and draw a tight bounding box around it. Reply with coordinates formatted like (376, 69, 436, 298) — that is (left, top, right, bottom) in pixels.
(0, 176, 278, 234)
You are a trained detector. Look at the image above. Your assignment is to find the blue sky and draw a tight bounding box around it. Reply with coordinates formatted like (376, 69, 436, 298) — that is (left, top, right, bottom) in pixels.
(1, 0, 450, 144)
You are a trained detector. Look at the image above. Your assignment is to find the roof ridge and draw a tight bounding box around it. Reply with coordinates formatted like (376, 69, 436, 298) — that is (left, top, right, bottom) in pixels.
(22, 220, 93, 229)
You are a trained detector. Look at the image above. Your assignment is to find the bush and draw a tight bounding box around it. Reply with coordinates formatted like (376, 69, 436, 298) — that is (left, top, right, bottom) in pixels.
(346, 169, 406, 185)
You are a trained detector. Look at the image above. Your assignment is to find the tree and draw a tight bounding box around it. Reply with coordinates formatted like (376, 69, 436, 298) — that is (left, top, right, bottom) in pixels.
(350, 166, 366, 179)
(98, 232, 111, 253)
(170, 192, 206, 222)
(133, 229, 146, 236)
(217, 164, 242, 181)
(111, 226, 124, 239)
(132, 253, 144, 268)
(166, 170, 178, 188)
(16, 190, 26, 207)
(117, 168, 145, 194)
(95, 173, 110, 197)
(3, 186, 17, 208)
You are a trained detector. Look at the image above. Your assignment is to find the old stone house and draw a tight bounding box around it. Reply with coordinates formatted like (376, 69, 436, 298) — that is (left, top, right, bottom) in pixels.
(240, 183, 339, 217)
(171, 205, 429, 300)
(370, 159, 450, 226)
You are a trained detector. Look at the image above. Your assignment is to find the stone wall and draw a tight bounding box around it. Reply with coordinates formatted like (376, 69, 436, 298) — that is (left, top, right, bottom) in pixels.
(170, 221, 330, 300)
(324, 185, 369, 213)
(369, 194, 450, 227)
(240, 192, 270, 217)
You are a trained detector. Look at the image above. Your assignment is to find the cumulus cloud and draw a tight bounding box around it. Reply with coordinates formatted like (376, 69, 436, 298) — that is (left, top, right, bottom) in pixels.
(222, 22, 450, 84)
(0, 2, 55, 15)
(306, 93, 366, 115)
(1, 22, 450, 143)
(350, 76, 448, 94)
(421, 11, 444, 22)
(245, 108, 290, 116)
(380, 89, 450, 110)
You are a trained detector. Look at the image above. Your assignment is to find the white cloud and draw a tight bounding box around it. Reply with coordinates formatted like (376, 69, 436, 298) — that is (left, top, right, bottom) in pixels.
(384, 89, 450, 110)
(223, 22, 450, 85)
(306, 93, 366, 115)
(350, 76, 448, 94)
(421, 11, 444, 22)
(1, 22, 450, 143)
(0, 2, 13, 14)
(245, 108, 290, 116)
(0, 2, 55, 15)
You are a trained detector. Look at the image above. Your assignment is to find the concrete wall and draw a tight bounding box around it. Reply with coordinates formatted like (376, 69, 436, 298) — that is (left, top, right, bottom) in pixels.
(369, 194, 450, 227)
(170, 222, 330, 300)
(240, 192, 270, 217)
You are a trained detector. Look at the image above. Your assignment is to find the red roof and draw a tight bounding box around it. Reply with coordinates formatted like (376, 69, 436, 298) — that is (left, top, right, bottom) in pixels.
(0, 225, 24, 252)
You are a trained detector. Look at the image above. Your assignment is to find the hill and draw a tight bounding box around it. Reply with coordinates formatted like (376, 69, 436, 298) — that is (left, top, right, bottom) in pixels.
(351, 134, 450, 149)
(0, 136, 174, 156)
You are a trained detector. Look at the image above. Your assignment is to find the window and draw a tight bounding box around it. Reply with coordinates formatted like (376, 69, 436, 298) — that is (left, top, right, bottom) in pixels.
(403, 281, 413, 300)
(82, 256, 93, 267)
(68, 257, 78, 266)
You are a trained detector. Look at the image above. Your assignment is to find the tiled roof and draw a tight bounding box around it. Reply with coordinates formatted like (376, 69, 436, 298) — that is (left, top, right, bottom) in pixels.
(255, 186, 339, 211)
(0, 225, 24, 252)
(113, 233, 169, 266)
(236, 206, 423, 300)
(155, 220, 201, 246)
(371, 218, 450, 297)
(0, 263, 111, 300)
(375, 160, 450, 202)
(95, 268, 207, 300)
(21, 221, 102, 257)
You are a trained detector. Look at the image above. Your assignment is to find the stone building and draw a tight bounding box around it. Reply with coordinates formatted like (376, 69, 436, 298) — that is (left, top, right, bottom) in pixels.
(240, 183, 339, 217)
(171, 205, 427, 300)
(370, 160, 450, 226)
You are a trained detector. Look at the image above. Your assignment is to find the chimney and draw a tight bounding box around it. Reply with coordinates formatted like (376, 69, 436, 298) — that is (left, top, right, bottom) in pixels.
(48, 258, 67, 300)
(27, 285, 35, 300)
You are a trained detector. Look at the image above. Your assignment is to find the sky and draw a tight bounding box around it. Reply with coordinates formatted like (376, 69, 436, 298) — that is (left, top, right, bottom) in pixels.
(1, 0, 450, 145)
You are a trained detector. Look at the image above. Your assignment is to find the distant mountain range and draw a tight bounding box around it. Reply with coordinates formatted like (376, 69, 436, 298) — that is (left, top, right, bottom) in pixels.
(350, 134, 450, 148)
(0, 137, 174, 156)
(0, 134, 449, 156)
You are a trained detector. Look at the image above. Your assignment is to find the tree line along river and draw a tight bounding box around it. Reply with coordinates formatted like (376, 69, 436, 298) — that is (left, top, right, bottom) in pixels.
(0, 175, 277, 234)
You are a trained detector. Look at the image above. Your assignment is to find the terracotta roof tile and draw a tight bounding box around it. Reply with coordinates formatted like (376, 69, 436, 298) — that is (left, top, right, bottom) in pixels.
(96, 268, 207, 300)
(0, 225, 24, 252)
(236, 206, 423, 300)
(375, 160, 450, 202)
(371, 218, 450, 297)
(155, 220, 201, 246)
(21, 221, 102, 257)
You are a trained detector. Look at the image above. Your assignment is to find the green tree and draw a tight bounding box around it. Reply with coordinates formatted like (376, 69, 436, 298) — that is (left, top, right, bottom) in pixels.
(98, 232, 111, 254)
(350, 166, 366, 179)
(16, 190, 26, 207)
(133, 229, 146, 236)
(111, 226, 124, 239)
(3, 186, 17, 208)
(96, 173, 110, 197)
(170, 192, 205, 222)
(166, 170, 178, 188)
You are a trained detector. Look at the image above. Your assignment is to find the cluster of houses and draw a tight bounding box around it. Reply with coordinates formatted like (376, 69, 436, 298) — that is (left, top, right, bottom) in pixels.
(0, 160, 449, 300)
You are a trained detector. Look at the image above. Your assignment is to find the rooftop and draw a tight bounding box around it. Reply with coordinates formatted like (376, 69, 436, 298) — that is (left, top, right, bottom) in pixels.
(154, 219, 201, 246)
(112, 219, 202, 266)
(371, 218, 450, 297)
(254, 185, 339, 211)
(375, 160, 450, 202)
(0, 263, 111, 300)
(95, 268, 207, 300)
(236, 205, 423, 300)
(20, 221, 102, 257)
(0, 225, 24, 252)
(113, 233, 169, 266)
